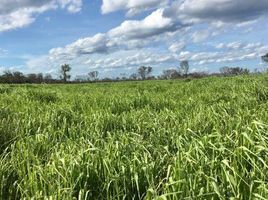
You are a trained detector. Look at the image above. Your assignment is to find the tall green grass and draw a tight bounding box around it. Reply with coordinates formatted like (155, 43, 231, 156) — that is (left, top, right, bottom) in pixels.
(0, 75, 267, 199)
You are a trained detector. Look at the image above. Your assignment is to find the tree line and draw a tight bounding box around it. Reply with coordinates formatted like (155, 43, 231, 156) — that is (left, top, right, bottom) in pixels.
(0, 53, 267, 84)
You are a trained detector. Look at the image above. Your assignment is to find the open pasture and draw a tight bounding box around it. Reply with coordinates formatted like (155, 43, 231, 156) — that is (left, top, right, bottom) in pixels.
(0, 75, 268, 199)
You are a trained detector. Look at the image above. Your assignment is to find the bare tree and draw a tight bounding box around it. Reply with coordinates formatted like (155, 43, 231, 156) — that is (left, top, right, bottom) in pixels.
(261, 53, 268, 72)
(138, 66, 153, 80)
(44, 74, 53, 83)
(138, 66, 146, 80)
(129, 73, 138, 80)
(261, 53, 268, 63)
(88, 71, 99, 81)
(179, 60, 189, 77)
(60, 64, 71, 82)
(161, 69, 180, 79)
(220, 67, 249, 76)
(220, 66, 229, 76)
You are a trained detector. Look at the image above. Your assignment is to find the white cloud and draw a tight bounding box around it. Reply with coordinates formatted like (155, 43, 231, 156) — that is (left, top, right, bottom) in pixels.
(22, 0, 268, 74)
(165, 0, 268, 24)
(48, 9, 181, 61)
(0, 5, 54, 32)
(216, 42, 243, 50)
(48, 33, 113, 61)
(101, 0, 168, 16)
(26, 55, 55, 72)
(57, 0, 82, 13)
(85, 51, 177, 69)
(26, 41, 268, 75)
(191, 30, 211, 43)
(26, 49, 177, 76)
(179, 42, 268, 66)
(169, 41, 186, 53)
(215, 42, 263, 50)
(0, 0, 82, 32)
(0, 0, 52, 14)
(108, 9, 177, 39)
(0, 48, 8, 56)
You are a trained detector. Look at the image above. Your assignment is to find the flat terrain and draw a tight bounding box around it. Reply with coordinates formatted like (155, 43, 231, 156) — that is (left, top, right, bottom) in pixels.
(0, 75, 268, 199)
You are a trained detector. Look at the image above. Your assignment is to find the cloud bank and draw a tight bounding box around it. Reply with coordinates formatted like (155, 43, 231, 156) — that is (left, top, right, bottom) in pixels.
(3, 0, 268, 74)
(0, 0, 82, 32)
(101, 0, 169, 16)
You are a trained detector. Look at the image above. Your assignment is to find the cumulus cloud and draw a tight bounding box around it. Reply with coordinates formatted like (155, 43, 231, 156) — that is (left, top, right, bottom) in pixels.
(85, 51, 177, 69)
(23, 0, 268, 74)
(48, 34, 114, 61)
(48, 9, 182, 60)
(177, 42, 268, 66)
(26, 50, 177, 75)
(0, 0, 82, 32)
(165, 0, 268, 24)
(27, 40, 268, 74)
(215, 42, 263, 50)
(57, 0, 82, 13)
(0, 5, 54, 32)
(102, 0, 268, 23)
(191, 30, 211, 43)
(0, 0, 52, 14)
(101, 0, 168, 16)
(108, 9, 178, 39)
(169, 41, 186, 53)
(26, 0, 268, 65)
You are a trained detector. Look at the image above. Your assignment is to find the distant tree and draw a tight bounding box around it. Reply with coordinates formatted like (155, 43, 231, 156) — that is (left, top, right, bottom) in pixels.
(138, 66, 153, 80)
(2, 71, 14, 83)
(37, 73, 44, 83)
(1, 71, 25, 83)
(26, 73, 48, 83)
(147, 67, 153, 78)
(27, 73, 38, 83)
(74, 76, 84, 82)
(147, 75, 156, 80)
(129, 73, 138, 80)
(261, 53, 268, 63)
(189, 72, 208, 79)
(179, 60, 189, 77)
(0, 70, 56, 84)
(75, 75, 88, 82)
(119, 73, 128, 80)
(44, 73, 53, 83)
(13, 71, 25, 83)
(88, 71, 99, 81)
(254, 68, 261, 74)
(243, 68, 250, 75)
(161, 69, 180, 79)
(102, 77, 112, 82)
(261, 53, 268, 72)
(220, 67, 229, 76)
(220, 67, 249, 76)
(60, 64, 71, 82)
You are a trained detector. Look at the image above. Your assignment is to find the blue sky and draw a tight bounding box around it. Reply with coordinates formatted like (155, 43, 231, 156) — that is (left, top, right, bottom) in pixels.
(0, 0, 268, 78)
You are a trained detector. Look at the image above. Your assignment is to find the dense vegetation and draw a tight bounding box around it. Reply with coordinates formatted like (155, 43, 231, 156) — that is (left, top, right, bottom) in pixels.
(0, 74, 267, 199)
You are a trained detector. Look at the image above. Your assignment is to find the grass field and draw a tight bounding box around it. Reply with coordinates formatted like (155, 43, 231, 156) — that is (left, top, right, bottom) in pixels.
(0, 75, 268, 199)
